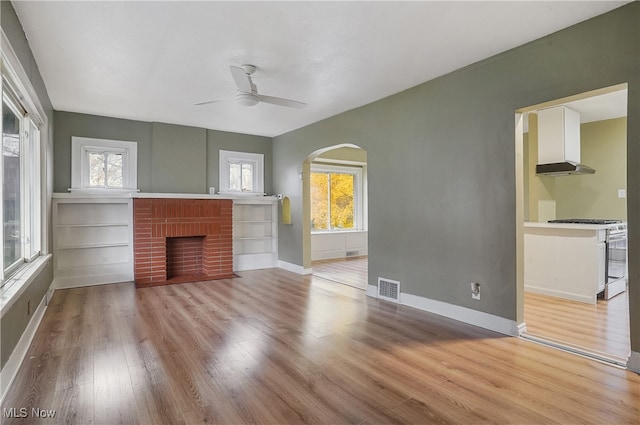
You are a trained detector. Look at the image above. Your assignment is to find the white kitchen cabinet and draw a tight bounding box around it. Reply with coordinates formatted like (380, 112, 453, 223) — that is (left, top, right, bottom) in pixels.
(537, 106, 581, 164)
(232, 197, 278, 271)
(524, 222, 607, 304)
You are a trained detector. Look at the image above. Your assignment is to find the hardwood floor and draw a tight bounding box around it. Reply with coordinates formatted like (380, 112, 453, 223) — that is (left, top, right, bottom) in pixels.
(312, 256, 368, 290)
(524, 291, 631, 362)
(313, 257, 632, 364)
(2, 269, 639, 424)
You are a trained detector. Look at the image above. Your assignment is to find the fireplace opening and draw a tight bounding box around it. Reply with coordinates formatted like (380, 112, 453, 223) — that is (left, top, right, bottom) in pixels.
(166, 236, 204, 280)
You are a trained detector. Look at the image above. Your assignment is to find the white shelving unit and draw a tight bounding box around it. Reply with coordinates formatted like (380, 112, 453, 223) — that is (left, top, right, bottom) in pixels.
(232, 197, 278, 271)
(52, 194, 134, 288)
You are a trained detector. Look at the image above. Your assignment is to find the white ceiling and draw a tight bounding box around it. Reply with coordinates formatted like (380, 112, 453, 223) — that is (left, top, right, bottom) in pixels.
(12, 1, 630, 137)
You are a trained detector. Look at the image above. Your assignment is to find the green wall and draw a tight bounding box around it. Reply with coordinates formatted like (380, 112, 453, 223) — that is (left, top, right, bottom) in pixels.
(318, 147, 367, 162)
(206, 129, 272, 194)
(556, 118, 627, 220)
(525, 117, 627, 221)
(273, 3, 640, 354)
(151, 123, 207, 193)
(53, 112, 272, 194)
(53, 112, 153, 192)
(0, 262, 53, 369)
(1, 0, 55, 370)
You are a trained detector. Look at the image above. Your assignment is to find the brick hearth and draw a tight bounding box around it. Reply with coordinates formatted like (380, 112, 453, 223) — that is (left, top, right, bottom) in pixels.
(133, 198, 233, 287)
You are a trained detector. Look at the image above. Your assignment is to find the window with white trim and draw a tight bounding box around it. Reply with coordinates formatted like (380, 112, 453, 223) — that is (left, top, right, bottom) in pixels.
(1, 78, 42, 285)
(71, 137, 137, 192)
(310, 163, 363, 231)
(219, 150, 264, 194)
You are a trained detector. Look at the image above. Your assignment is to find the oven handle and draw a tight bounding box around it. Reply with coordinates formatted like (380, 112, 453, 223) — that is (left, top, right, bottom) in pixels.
(607, 233, 627, 243)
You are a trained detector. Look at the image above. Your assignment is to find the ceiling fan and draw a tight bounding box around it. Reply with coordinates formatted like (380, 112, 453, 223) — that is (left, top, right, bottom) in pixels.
(195, 65, 307, 109)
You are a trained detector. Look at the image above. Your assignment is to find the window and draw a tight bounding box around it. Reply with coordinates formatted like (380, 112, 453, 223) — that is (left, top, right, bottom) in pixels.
(1, 80, 42, 284)
(71, 137, 137, 192)
(311, 164, 363, 231)
(219, 150, 264, 194)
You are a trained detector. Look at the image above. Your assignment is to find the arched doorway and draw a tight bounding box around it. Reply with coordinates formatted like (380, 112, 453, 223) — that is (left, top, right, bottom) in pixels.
(303, 144, 368, 289)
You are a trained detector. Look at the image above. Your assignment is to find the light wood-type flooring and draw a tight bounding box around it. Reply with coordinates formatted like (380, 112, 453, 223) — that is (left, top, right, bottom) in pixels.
(524, 291, 631, 362)
(2, 268, 639, 424)
(313, 257, 632, 364)
(312, 256, 368, 290)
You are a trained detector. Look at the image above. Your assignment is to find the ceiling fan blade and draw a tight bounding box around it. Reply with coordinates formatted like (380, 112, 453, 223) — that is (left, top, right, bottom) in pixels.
(258, 94, 307, 109)
(194, 98, 227, 106)
(230, 66, 253, 93)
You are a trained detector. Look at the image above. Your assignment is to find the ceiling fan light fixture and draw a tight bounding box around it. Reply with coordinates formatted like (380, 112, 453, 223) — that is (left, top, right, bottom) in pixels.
(235, 92, 259, 107)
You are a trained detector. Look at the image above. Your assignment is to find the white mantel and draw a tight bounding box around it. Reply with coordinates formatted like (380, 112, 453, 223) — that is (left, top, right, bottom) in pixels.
(55, 192, 277, 201)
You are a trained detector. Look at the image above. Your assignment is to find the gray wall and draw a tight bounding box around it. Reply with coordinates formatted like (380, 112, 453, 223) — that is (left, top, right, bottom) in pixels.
(0, 262, 53, 369)
(207, 129, 272, 194)
(53, 112, 153, 192)
(1, 0, 55, 370)
(53, 113, 273, 194)
(151, 123, 207, 193)
(274, 3, 640, 352)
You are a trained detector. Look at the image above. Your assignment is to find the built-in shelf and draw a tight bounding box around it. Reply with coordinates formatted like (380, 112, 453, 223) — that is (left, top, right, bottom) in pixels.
(52, 195, 134, 288)
(232, 198, 277, 271)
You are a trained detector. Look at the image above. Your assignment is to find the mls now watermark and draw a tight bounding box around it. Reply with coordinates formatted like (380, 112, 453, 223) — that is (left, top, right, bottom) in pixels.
(3, 407, 57, 418)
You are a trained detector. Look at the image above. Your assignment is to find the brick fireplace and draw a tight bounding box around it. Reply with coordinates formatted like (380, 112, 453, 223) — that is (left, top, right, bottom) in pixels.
(133, 198, 233, 287)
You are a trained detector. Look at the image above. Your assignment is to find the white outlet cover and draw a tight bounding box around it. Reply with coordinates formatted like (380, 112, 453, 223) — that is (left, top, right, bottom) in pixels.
(471, 282, 480, 300)
(618, 189, 626, 199)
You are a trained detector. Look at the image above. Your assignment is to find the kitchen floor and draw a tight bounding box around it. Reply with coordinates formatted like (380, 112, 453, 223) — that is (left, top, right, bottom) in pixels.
(524, 290, 630, 362)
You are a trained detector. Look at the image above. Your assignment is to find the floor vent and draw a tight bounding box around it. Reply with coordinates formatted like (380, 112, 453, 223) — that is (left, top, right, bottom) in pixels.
(346, 250, 359, 257)
(378, 277, 400, 303)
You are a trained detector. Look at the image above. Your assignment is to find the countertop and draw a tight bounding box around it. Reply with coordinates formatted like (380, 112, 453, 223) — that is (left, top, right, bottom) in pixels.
(524, 221, 612, 230)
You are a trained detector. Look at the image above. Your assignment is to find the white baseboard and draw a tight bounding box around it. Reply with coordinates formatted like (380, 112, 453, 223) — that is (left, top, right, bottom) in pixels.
(277, 260, 312, 275)
(0, 288, 51, 404)
(311, 248, 368, 261)
(53, 272, 133, 289)
(366, 285, 521, 336)
(627, 351, 640, 374)
(524, 285, 595, 304)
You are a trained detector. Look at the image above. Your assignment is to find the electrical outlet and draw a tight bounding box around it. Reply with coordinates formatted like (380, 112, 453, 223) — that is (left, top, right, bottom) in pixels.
(618, 189, 626, 199)
(471, 282, 481, 300)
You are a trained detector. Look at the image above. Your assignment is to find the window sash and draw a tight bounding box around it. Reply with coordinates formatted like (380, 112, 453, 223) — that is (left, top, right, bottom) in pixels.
(83, 147, 128, 189)
(71, 137, 137, 192)
(1, 87, 41, 284)
(228, 160, 256, 192)
(311, 164, 362, 232)
(219, 150, 264, 194)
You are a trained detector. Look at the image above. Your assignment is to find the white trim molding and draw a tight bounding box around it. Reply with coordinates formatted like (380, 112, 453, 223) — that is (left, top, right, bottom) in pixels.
(366, 286, 522, 336)
(278, 260, 312, 275)
(219, 150, 264, 195)
(70, 137, 138, 192)
(628, 351, 640, 374)
(0, 287, 52, 403)
(1, 30, 46, 125)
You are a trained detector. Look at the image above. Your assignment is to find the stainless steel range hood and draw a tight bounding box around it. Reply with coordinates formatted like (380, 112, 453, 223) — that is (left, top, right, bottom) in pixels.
(536, 161, 595, 176)
(536, 105, 595, 176)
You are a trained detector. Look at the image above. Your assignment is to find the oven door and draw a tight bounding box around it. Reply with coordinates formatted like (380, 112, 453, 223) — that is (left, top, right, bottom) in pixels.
(604, 230, 627, 299)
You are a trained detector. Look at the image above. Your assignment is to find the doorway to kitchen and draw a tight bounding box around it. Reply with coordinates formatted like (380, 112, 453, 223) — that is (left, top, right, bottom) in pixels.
(304, 144, 369, 290)
(515, 84, 631, 365)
